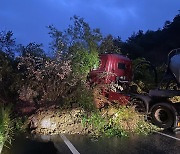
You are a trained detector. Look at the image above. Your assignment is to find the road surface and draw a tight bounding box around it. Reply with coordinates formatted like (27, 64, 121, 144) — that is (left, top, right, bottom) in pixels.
(2, 130, 180, 154)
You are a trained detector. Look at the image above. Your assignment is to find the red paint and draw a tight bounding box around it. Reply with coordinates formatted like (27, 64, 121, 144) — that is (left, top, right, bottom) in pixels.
(89, 54, 132, 84)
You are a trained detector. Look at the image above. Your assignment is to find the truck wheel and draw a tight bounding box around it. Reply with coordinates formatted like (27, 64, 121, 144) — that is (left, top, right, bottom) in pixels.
(150, 104, 174, 129)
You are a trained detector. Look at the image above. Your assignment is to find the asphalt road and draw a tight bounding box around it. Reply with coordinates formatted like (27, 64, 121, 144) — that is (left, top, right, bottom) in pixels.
(2, 130, 180, 154)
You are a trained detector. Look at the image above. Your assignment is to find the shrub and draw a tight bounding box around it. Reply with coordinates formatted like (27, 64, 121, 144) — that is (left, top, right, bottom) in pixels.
(112, 106, 158, 135)
(14, 116, 28, 132)
(16, 16, 100, 111)
(0, 105, 13, 146)
(132, 58, 157, 92)
(82, 106, 158, 137)
(17, 54, 72, 103)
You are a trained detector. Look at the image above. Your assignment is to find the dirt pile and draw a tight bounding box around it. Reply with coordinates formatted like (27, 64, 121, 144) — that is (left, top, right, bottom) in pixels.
(28, 105, 92, 135)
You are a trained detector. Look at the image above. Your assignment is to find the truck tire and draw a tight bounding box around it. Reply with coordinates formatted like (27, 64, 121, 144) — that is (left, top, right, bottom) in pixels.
(150, 104, 174, 129)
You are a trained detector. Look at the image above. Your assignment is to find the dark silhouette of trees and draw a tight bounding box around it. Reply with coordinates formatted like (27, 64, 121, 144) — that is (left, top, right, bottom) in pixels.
(0, 31, 17, 103)
(17, 43, 46, 58)
(0, 31, 16, 58)
(120, 13, 180, 65)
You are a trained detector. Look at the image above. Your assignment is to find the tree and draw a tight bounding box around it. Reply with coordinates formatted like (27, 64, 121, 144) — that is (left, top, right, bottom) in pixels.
(48, 15, 101, 77)
(122, 13, 180, 64)
(99, 35, 122, 54)
(17, 43, 46, 58)
(0, 31, 16, 58)
(0, 31, 18, 103)
(47, 16, 104, 109)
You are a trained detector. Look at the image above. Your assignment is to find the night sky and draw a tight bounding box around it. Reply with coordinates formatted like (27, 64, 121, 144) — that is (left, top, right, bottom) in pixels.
(0, 0, 180, 50)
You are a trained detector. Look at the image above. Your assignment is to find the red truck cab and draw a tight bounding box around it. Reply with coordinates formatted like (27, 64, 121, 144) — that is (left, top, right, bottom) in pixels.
(89, 54, 132, 108)
(89, 54, 132, 84)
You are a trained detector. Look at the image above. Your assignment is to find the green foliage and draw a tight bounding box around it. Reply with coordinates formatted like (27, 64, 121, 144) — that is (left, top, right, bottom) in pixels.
(0, 31, 19, 103)
(48, 16, 100, 78)
(14, 117, 28, 133)
(135, 119, 159, 135)
(112, 106, 159, 135)
(156, 64, 166, 79)
(72, 47, 99, 78)
(82, 106, 158, 137)
(0, 52, 15, 102)
(48, 16, 102, 59)
(81, 112, 108, 136)
(99, 34, 122, 54)
(64, 82, 95, 111)
(0, 105, 13, 145)
(132, 58, 157, 92)
(75, 84, 95, 111)
(47, 16, 100, 109)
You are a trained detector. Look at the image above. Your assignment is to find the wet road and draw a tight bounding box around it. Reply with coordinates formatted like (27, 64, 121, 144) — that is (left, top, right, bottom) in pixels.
(2, 131, 180, 154)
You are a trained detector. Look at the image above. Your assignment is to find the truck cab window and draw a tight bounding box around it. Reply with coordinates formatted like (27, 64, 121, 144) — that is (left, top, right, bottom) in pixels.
(118, 63, 126, 70)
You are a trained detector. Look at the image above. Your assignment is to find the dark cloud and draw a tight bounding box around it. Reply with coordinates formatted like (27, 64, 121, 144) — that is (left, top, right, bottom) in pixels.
(0, 0, 179, 50)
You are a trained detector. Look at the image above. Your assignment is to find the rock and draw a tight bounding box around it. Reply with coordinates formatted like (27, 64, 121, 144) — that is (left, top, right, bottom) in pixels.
(40, 118, 51, 128)
(40, 117, 57, 130)
(29, 117, 38, 129)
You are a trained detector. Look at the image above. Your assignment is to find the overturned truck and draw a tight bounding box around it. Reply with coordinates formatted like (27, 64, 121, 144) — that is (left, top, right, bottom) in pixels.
(89, 49, 180, 131)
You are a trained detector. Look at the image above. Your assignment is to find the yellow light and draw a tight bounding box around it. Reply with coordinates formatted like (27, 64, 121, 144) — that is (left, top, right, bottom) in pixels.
(178, 122, 180, 127)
